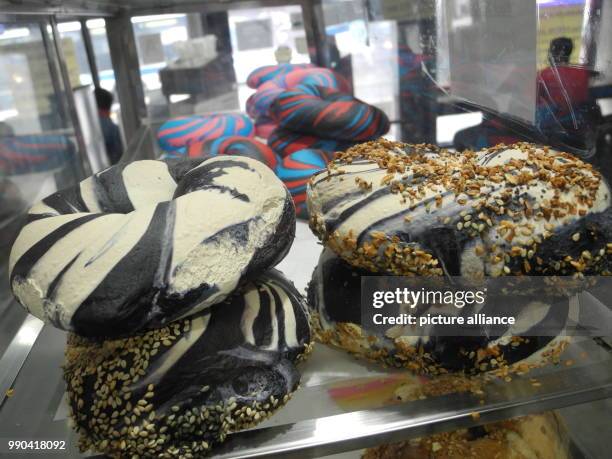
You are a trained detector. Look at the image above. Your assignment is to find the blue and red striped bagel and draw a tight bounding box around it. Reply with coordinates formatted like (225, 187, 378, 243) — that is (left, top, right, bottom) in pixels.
(246, 67, 351, 119)
(271, 85, 390, 141)
(0, 135, 75, 175)
(276, 149, 330, 219)
(268, 127, 353, 158)
(157, 114, 254, 153)
(246, 63, 315, 89)
(187, 136, 280, 170)
(9, 156, 295, 338)
(255, 116, 277, 139)
(246, 83, 285, 119)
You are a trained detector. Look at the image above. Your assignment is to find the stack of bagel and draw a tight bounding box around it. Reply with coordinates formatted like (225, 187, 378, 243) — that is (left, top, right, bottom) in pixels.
(246, 64, 391, 217)
(245, 63, 315, 140)
(307, 139, 612, 375)
(9, 156, 312, 457)
(155, 64, 392, 219)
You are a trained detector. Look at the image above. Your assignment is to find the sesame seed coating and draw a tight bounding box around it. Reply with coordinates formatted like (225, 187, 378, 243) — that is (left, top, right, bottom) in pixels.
(308, 249, 570, 377)
(308, 140, 612, 278)
(305, 138, 612, 377)
(64, 270, 312, 457)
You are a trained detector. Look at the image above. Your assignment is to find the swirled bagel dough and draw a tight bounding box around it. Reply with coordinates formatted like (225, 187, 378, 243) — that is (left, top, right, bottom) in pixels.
(64, 269, 312, 457)
(10, 157, 295, 337)
(308, 140, 611, 278)
(308, 249, 574, 375)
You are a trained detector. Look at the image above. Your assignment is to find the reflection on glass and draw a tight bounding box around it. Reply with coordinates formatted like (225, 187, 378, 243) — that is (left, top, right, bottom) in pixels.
(84, 18, 122, 134)
(323, 0, 401, 140)
(536, 36, 600, 155)
(57, 21, 93, 87)
(429, 0, 612, 172)
(130, 7, 310, 125)
(86, 19, 116, 93)
(0, 24, 67, 133)
(310, 0, 612, 175)
(94, 87, 123, 165)
(0, 20, 84, 308)
(230, 5, 310, 110)
(131, 13, 226, 119)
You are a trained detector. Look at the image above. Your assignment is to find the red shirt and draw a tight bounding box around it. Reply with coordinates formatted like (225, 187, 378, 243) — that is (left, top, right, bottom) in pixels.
(538, 65, 590, 107)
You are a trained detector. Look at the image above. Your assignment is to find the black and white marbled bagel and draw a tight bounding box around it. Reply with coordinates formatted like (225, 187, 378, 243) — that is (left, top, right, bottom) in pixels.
(9, 157, 295, 337)
(308, 140, 611, 277)
(64, 269, 312, 458)
(308, 249, 574, 375)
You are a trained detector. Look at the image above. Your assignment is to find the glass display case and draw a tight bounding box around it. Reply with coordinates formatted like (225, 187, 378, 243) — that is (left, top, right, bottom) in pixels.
(0, 14, 92, 355)
(0, 1, 611, 458)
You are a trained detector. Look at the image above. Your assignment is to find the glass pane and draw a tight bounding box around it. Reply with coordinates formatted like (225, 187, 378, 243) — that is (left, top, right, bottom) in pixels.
(0, 20, 84, 308)
(322, 0, 401, 140)
(86, 18, 116, 93)
(428, 0, 612, 163)
(314, 0, 612, 167)
(228, 5, 311, 109)
(84, 18, 123, 149)
(535, 0, 602, 157)
(130, 7, 310, 127)
(57, 21, 93, 86)
(0, 24, 67, 134)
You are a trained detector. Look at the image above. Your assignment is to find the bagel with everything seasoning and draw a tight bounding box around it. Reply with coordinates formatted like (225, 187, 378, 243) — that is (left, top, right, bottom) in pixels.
(308, 140, 611, 278)
(309, 248, 575, 375)
(9, 156, 295, 337)
(64, 269, 312, 458)
(307, 139, 612, 375)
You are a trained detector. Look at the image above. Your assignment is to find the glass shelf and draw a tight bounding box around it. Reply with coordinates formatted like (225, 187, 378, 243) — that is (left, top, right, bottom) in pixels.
(214, 339, 612, 458)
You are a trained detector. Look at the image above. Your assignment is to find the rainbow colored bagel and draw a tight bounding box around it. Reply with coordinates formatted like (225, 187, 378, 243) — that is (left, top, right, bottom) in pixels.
(268, 127, 351, 158)
(246, 63, 314, 89)
(271, 85, 390, 141)
(246, 67, 351, 119)
(254, 117, 277, 139)
(0, 135, 75, 176)
(275, 148, 330, 219)
(157, 114, 254, 152)
(272, 67, 351, 93)
(246, 82, 282, 119)
(187, 136, 279, 170)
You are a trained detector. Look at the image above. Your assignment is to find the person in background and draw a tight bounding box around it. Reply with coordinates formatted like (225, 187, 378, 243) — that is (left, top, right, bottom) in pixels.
(94, 87, 123, 165)
(538, 37, 590, 110)
(454, 37, 601, 153)
(536, 37, 600, 154)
